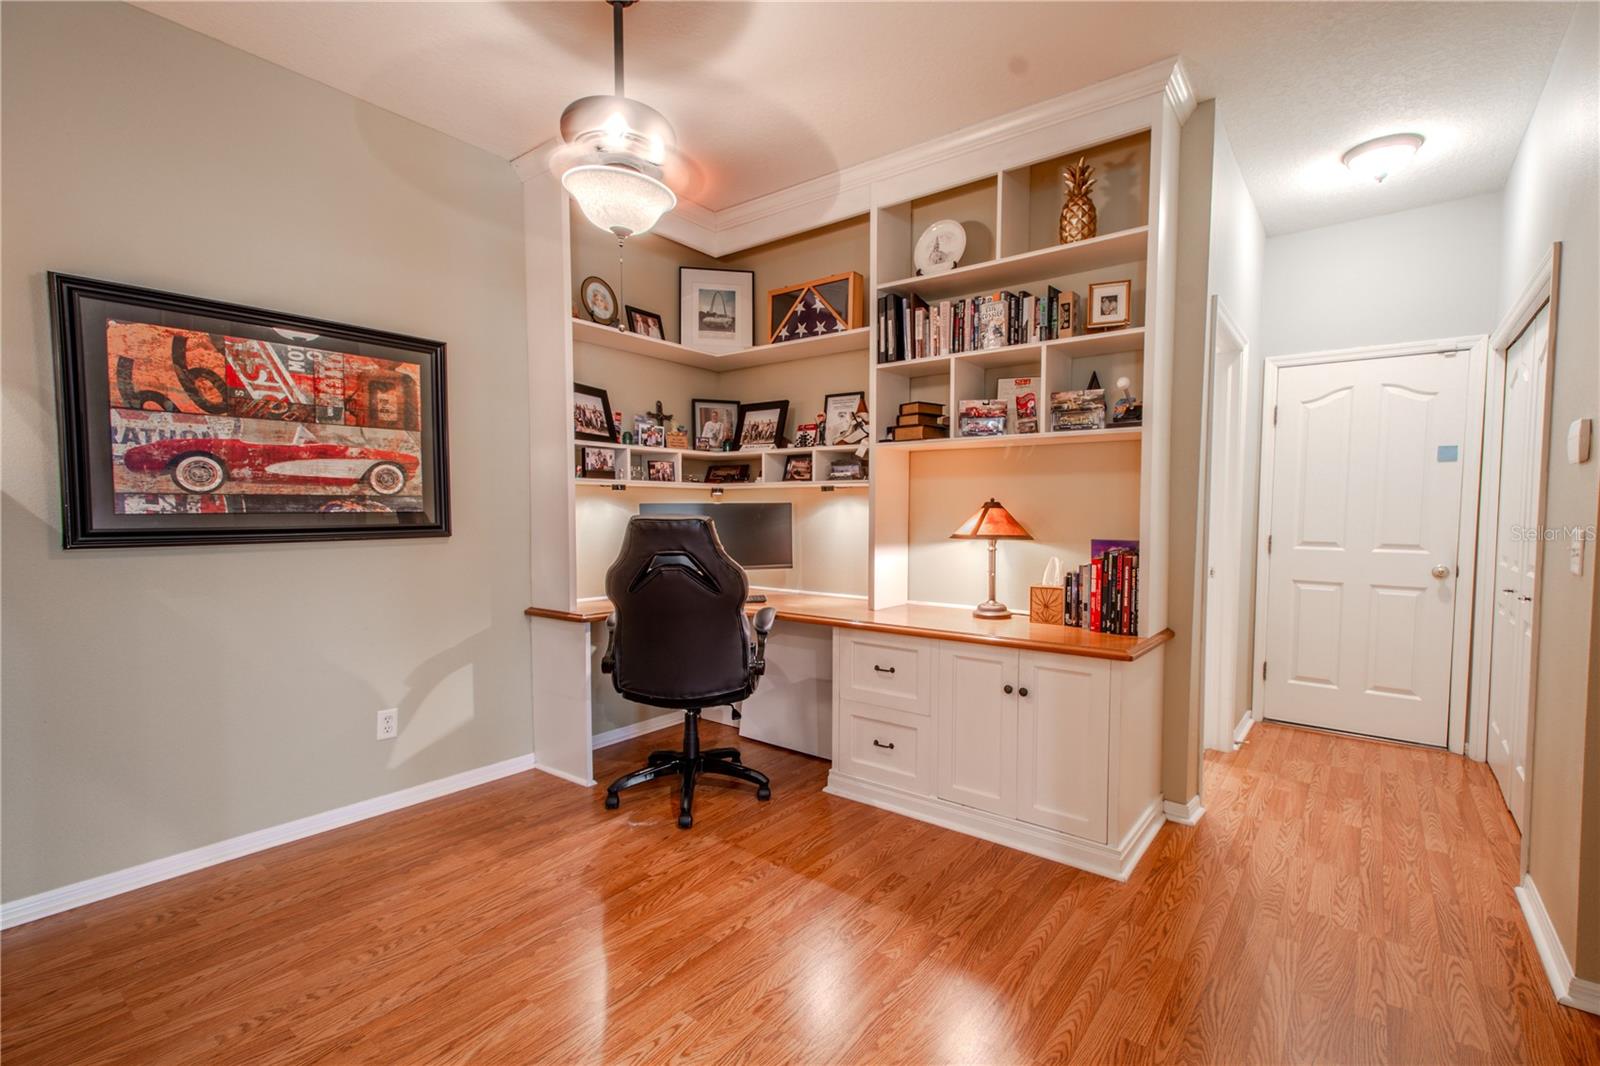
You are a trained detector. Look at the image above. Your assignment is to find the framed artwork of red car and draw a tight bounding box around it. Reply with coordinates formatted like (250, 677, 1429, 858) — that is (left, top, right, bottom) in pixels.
(50, 273, 450, 547)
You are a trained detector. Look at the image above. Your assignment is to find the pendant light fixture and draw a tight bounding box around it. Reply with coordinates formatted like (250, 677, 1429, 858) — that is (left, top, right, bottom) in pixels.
(558, 0, 677, 240)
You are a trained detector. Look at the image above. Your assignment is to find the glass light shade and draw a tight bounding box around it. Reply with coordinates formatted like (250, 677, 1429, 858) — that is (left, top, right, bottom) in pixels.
(1342, 133, 1424, 184)
(561, 164, 676, 239)
(950, 498, 1032, 540)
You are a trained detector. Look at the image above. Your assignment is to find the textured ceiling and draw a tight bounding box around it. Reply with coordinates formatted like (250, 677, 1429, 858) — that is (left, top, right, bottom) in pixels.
(137, 1, 1576, 234)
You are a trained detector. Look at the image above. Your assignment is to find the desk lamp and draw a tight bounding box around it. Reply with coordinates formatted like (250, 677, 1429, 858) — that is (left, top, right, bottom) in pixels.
(950, 498, 1032, 619)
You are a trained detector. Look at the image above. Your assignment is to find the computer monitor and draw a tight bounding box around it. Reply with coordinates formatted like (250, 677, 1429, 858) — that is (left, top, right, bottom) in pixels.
(637, 502, 794, 570)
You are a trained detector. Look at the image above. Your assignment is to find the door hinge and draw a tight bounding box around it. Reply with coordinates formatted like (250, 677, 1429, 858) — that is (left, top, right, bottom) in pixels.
(1273, 405, 1278, 426)
(1267, 534, 1272, 554)
(1262, 661, 1268, 681)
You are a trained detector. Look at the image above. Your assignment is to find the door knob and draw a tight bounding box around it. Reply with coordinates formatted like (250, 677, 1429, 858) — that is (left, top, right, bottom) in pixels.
(1431, 564, 1451, 579)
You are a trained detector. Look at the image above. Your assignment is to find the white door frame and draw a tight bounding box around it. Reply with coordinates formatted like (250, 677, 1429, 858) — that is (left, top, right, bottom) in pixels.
(1250, 334, 1489, 754)
(1469, 244, 1561, 858)
(1199, 296, 1251, 752)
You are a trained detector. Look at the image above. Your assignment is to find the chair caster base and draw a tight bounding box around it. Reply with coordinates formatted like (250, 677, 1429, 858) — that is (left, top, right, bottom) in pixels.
(757, 786, 771, 801)
(677, 814, 693, 829)
(604, 792, 620, 809)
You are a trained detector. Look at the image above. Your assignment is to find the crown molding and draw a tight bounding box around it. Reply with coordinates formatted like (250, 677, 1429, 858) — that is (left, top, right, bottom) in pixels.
(516, 56, 1194, 259)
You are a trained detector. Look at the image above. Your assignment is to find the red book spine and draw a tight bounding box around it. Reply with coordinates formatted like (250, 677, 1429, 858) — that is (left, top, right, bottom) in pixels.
(1090, 558, 1103, 633)
(1121, 555, 1131, 634)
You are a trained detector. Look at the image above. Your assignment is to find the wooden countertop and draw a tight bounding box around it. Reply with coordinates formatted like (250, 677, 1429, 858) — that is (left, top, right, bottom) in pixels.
(526, 590, 1172, 663)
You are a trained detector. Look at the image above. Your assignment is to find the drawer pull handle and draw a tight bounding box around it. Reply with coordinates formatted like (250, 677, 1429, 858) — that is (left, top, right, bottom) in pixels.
(872, 739, 895, 750)
(1003, 684, 1014, 694)
(873, 664, 896, 674)
(1019, 687, 1029, 698)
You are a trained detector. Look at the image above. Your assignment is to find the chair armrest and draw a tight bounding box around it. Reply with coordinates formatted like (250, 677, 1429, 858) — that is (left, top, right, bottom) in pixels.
(600, 617, 617, 675)
(751, 606, 777, 677)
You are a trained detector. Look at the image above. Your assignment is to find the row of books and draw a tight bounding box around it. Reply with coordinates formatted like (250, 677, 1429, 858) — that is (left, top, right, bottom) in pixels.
(877, 288, 1082, 363)
(1064, 546, 1138, 634)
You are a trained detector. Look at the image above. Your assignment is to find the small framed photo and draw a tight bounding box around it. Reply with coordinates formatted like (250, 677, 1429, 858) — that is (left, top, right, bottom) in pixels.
(705, 463, 750, 483)
(824, 391, 870, 445)
(573, 383, 617, 442)
(828, 457, 866, 481)
(580, 276, 619, 326)
(735, 400, 789, 450)
(691, 398, 738, 450)
(791, 422, 819, 448)
(646, 459, 675, 482)
(626, 305, 665, 340)
(783, 455, 813, 482)
(680, 267, 755, 354)
(1087, 279, 1132, 331)
(633, 415, 666, 449)
(581, 447, 616, 479)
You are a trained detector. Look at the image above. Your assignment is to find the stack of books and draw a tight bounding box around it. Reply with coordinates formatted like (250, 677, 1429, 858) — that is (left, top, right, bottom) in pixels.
(889, 401, 948, 441)
(1064, 543, 1138, 634)
(877, 288, 1081, 362)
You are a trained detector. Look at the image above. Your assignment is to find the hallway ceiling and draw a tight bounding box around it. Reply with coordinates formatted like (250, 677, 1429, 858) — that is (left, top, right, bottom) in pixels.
(137, 1, 1576, 235)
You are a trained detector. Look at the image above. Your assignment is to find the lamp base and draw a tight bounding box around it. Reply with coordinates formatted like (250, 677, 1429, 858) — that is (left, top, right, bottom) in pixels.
(972, 600, 1012, 620)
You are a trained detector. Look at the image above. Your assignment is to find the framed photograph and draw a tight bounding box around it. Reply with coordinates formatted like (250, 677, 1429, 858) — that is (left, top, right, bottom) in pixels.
(633, 415, 665, 449)
(625, 305, 665, 340)
(734, 400, 789, 450)
(581, 447, 616, 479)
(783, 455, 813, 482)
(646, 459, 675, 482)
(691, 397, 738, 450)
(573, 383, 617, 442)
(705, 463, 750, 483)
(791, 422, 819, 448)
(49, 273, 449, 548)
(828, 458, 866, 481)
(824, 391, 870, 446)
(580, 276, 619, 326)
(1087, 279, 1132, 331)
(680, 267, 754, 354)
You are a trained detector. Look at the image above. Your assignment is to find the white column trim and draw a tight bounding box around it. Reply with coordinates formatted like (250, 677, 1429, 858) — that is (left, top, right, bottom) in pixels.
(1517, 873, 1600, 1015)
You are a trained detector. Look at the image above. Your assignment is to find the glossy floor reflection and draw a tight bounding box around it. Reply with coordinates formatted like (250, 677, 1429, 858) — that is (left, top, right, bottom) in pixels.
(4, 721, 1598, 1064)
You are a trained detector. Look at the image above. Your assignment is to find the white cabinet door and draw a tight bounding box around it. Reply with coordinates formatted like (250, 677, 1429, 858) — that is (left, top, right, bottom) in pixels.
(1016, 652, 1110, 842)
(935, 644, 1017, 817)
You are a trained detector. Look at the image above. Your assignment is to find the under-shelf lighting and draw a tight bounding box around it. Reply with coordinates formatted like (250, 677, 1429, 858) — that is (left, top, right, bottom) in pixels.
(1342, 133, 1424, 184)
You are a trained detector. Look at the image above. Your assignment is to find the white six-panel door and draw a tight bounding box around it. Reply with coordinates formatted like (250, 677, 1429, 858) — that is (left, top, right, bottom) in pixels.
(1486, 307, 1549, 827)
(1261, 350, 1471, 746)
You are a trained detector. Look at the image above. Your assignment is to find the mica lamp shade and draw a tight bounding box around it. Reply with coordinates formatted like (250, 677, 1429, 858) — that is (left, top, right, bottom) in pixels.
(949, 499, 1032, 541)
(561, 163, 677, 239)
(950, 499, 1032, 619)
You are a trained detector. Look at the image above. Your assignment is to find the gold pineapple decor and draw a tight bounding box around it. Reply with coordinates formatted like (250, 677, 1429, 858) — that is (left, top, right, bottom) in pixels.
(1058, 158, 1098, 244)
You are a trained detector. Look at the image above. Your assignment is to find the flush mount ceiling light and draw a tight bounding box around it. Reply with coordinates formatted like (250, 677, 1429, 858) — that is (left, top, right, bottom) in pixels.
(1342, 133, 1425, 184)
(557, 0, 678, 239)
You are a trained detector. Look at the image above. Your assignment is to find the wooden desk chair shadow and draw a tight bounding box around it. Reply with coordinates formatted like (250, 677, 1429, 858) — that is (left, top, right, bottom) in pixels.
(600, 516, 776, 828)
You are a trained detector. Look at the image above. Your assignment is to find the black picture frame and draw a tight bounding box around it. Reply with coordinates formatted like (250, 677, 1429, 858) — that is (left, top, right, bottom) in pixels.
(625, 305, 665, 340)
(573, 382, 617, 443)
(581, 446, 617, 479)
(734, 399, 790, 451)
(690, 397, 738, 451)
(824, 390, 870, 445)
(705, 463, 751, 483)
(49, 272, 450, 549)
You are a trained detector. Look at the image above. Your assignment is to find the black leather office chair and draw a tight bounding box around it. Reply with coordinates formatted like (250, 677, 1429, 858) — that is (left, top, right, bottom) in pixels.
(600, 516, 777, 828)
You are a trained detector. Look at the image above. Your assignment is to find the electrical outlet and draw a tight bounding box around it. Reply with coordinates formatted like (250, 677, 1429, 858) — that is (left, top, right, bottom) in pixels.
(376, 708, 398, 740)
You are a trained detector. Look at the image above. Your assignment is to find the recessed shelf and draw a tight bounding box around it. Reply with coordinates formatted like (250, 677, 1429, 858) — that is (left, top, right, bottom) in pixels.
(876, 226, 1149, 301)
(573, 479, 869, 490)
(571, 318, 869, 371)
(1045, 326, 1146, 358)
(875, 425, 1141, 452)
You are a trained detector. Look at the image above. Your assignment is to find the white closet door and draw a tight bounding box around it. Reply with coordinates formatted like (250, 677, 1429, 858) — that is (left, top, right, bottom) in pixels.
(1261, 350, 1470, 746)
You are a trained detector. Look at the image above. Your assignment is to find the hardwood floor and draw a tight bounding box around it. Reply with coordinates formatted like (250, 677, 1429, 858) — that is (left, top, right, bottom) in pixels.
(4, 721, 1598, 1064)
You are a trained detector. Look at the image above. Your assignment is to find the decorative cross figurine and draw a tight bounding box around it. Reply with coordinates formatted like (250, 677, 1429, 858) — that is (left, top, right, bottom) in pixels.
(647, 400, 674, 428)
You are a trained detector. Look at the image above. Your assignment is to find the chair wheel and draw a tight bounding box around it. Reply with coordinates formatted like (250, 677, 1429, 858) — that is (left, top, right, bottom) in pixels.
(604, 792, 619, 809)
(677, 814, 693, 829)
(757, 786, 771, 801)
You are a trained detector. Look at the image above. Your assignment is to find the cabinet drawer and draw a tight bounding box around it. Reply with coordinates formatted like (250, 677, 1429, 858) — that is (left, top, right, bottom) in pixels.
(835, 631, 931, 715)
(837, 699, 934, 795)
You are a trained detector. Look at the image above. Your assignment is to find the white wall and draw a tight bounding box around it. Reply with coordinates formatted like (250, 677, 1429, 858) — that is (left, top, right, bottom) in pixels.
(1260, 193, 1503, 357)
(1495, 3, 1600, 982)
(1, 3, 532, 902)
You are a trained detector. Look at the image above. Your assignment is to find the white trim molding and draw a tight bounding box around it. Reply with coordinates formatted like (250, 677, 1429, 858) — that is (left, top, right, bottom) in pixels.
(1232, 710, 1256, 747)
(1, 753, 539, 931)
(1517, 873, 1600, 1016)
(591, 710, 680, 750)
(1163, 795, 1206, 826)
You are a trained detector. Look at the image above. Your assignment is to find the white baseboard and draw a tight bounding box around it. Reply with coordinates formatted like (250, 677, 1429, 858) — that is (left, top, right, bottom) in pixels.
(1, 752, 538, 931)
(532, 763, 595, 788)
(1517, 873, 1600, 1016)
(1233, 711, 1255, 746)
(591, 711, 680, 750)
(825, 771, 1164, 881)
(1163, 795, 1206, 825)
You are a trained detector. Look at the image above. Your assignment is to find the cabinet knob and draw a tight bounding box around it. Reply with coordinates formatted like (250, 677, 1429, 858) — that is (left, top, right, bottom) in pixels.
(873, 664, 896, 674)
(872, 738, 895, 750)
(1003, 684, 1014, 694)
(1018, 687, 1029, 698)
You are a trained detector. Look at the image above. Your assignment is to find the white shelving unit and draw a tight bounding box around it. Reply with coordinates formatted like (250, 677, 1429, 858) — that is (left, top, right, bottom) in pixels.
(571, 318, 870, 372)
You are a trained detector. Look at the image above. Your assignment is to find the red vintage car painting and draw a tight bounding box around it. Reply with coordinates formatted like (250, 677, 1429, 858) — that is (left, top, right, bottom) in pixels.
(122, 438, 419, 496)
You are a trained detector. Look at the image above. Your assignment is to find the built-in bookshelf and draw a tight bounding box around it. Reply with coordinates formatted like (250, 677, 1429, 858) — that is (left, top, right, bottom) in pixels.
(571, 317, 870, 372)
(572, 442, 869, 488)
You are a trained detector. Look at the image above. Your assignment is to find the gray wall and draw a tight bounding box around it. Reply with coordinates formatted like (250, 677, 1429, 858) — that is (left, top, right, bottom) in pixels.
(2, 2, 532, 902)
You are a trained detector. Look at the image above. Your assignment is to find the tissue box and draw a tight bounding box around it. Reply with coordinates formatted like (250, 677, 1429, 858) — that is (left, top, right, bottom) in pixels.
(1029, 585, 1066, 625)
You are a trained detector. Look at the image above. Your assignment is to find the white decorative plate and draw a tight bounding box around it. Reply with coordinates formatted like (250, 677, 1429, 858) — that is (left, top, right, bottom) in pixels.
(913, 219, 966, 276)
